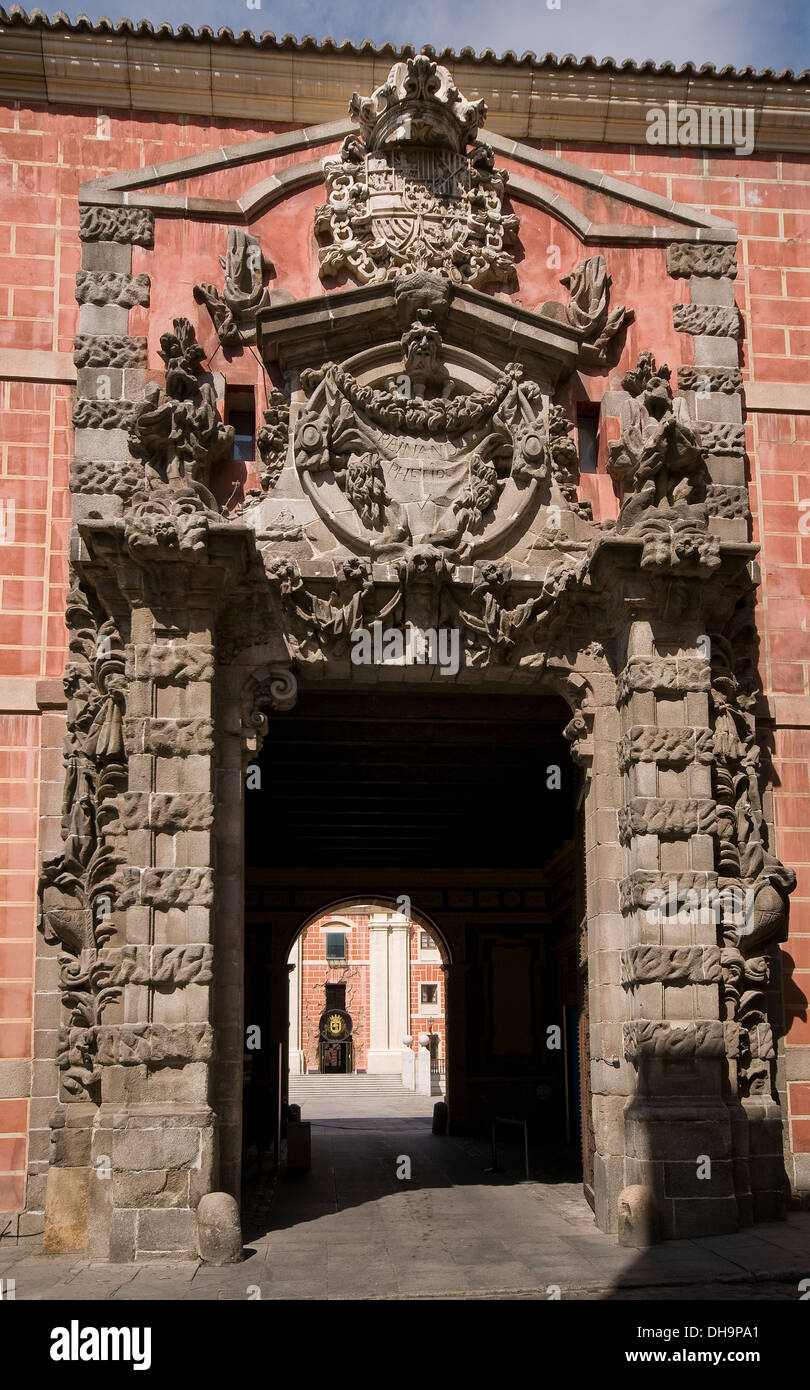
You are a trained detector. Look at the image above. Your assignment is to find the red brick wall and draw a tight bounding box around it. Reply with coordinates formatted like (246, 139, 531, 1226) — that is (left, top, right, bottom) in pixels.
(1, 93, 808, 1209)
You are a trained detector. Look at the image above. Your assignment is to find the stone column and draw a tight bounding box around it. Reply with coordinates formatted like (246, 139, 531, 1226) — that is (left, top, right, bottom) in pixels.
(388, 914, 411, 1059)
(366, 913, 408, 1073)
(86, 576, 222, 1261)
(441, 962, 469, 1129)
(617, 620, 738, 1241)
(287, 935, 305, 1075)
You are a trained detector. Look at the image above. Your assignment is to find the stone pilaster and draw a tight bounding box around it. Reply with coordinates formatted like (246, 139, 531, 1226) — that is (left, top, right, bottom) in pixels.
(617, 623, 738, 1240)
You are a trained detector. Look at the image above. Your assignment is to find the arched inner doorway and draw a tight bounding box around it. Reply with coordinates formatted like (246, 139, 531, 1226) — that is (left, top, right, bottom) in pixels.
(287, 899, 451, 1080)
(241, 686, 591, 1217)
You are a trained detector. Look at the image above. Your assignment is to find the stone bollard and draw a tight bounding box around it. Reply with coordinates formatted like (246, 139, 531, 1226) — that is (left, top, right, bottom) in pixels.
(617, 1185, 661, 1247)
(432, 1101, 448, 1135)
(197, 1192, 244, 1265)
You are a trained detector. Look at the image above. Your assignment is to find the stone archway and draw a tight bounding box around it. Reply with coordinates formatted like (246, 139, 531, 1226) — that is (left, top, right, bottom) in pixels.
(37, 52, 797, 1260)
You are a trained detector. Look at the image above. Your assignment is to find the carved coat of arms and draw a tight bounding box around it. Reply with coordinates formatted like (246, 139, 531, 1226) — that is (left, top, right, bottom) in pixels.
(315, 56, 520, 289)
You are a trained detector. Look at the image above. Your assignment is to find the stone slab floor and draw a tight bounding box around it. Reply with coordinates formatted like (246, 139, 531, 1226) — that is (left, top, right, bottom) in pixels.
(3, 1081, 810, 1301)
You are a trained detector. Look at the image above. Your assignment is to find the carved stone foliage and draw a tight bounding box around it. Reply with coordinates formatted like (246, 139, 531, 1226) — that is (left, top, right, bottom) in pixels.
(458, 556, 587, 667)
(707, 630, 796, 1097)
(114, 866, 214, 911)
(540, 255, 633, 366)
(193, 227, 294, 346)
(294, 300, 579, 561)
(617, 725, 713, 771)
(315, 55, 519, 289)
(126, 317, 232, 516)
(91, 1023, 213, 1066)
(126, 642, 214, 685)
(75, 271, 151, 308)
(70, 457, 141, 500)
(113, 792, 214, 833)
(266, 550, 587, 671)
(73, 335, 148, 368)
(38, 581, 129, 1099)
(607, 351, 720, 575)
(672, 303, 742, 338)
(624, 1020, 726, 1063)
(123, 716, 215, 757)
(666, 243, 738, 279)
(79, 206, 154, 246)
(617, 656, 711, 703)
(255, 389, 290, 491)
(619, 869, 718, 915)
(90, 944, 213, 988)
(267, 556, 390, 663)
(618, 797, 717, 842)
(621, 945, 722, 986)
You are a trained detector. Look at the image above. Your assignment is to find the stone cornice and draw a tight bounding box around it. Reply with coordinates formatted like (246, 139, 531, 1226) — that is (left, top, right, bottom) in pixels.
(0, 12, 808, 153)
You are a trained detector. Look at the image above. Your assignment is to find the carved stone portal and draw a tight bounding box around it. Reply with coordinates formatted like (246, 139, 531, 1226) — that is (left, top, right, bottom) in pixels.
(42, 49, 797, 1261)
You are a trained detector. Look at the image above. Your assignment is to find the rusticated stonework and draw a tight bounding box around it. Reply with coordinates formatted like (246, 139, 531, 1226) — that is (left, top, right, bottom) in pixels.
(79, 205, 155, 246)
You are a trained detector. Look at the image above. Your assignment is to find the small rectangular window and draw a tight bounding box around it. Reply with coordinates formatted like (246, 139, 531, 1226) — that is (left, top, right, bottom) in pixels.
(325, 932, 347, 961)
(420, 984, 438, 1006)
(421, 932, 433, 950)
(226, 387, 255, 462)
(325, 983, 345, 1010)
(576, 407, 599, 475)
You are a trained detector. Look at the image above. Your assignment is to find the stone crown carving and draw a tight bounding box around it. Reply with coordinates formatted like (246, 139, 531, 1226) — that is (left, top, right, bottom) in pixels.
(316, 55, 518, 289)
(349, 55, 487, 153)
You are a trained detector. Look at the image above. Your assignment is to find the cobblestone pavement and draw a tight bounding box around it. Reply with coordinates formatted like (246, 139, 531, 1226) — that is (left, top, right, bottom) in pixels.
(3, 1084, 810, 1301)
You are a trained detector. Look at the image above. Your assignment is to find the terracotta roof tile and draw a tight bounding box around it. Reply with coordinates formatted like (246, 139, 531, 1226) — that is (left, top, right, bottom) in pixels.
(1, 4, 808, 81)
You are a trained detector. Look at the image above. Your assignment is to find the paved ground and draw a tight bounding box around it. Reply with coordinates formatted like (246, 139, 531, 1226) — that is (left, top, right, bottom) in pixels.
(3, 1079, 810, 1300)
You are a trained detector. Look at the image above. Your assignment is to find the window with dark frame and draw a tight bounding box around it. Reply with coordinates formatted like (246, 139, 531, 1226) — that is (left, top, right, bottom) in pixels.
(420, 983, 438, 1006)
(226, 386, 256, 463)
(576, 405, 599, 475)
(325, 983, 346, 1011)
(325, 931, 347, 961)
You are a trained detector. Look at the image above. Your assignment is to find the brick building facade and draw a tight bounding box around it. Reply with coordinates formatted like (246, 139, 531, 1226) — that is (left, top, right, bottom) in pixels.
(0, 11, 808, 1256)
(288, 906, 445, 1074)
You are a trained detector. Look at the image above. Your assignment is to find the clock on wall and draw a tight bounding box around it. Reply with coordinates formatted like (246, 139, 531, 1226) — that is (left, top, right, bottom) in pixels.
(319, 1009, 353, 1041)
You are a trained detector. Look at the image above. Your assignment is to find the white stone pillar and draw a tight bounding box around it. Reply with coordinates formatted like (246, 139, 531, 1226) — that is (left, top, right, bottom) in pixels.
(389, 914, 411, 1055)
(367, 912, 410, 1073)
(366, 914, 395, 1072)
(287, 936, 305, 1075)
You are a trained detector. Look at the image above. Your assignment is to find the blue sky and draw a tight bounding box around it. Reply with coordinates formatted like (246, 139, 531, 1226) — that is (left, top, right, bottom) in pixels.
(21, 0, 810, 70)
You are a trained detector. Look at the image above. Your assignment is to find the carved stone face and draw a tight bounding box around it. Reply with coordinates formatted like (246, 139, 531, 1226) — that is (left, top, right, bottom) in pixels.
(402, 322, 443, 381)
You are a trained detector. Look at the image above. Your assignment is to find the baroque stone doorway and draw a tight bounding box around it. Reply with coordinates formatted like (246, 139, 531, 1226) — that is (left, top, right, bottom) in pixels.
(38, 51, 797, 1261)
